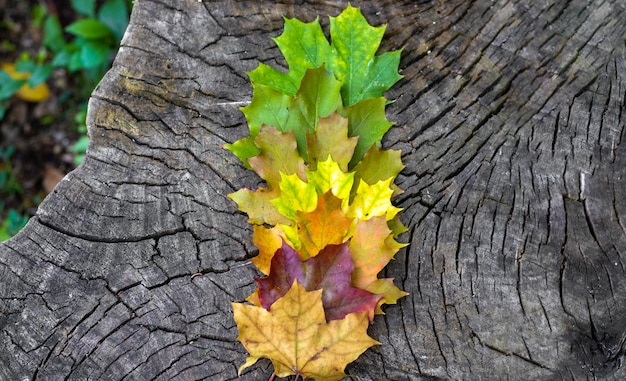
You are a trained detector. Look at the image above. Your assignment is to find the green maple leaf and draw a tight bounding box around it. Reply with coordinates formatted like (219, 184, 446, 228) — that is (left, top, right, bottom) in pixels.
(344, 97, 394, 167)
(295, 66, 342, 138)
(239, 67, 343, 160)
(328, 5, 403, 106)
(353, 145, 404, 185)
(240, 84, 290, 140)
(248, 16, 330, 96)
(226, 83, 290, 166)
(223, 136, 259, 166)
(226, 6, 402, 166)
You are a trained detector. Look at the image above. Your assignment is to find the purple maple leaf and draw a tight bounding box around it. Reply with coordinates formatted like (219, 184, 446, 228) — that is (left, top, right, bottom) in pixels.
(256, 240, 381, 321)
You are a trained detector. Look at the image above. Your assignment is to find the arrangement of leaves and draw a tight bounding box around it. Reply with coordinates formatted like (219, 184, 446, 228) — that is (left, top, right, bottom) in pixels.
(227, 6, 406, 381)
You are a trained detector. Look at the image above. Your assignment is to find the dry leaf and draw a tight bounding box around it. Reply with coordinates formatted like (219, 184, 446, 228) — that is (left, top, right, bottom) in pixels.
(233, 281, 379, 381)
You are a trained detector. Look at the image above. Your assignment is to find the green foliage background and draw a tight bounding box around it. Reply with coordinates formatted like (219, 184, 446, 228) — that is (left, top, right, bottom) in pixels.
(0, 0, 132, 241)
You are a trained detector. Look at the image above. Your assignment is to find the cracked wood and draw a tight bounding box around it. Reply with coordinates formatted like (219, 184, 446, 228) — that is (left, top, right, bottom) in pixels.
(1, 0, 626, 380)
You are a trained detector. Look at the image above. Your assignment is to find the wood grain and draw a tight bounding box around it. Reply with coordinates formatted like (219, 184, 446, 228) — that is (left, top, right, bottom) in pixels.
(1, 0, 626, 379)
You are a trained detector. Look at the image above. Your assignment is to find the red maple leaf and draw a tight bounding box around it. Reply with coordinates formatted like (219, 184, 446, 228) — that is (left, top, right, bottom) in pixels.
(256, 240, 381, 321)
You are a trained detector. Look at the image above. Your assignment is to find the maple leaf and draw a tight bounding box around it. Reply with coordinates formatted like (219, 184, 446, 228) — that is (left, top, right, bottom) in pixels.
(241, 67, 343, 160)
(306, 112, 358, 171)
(271, 172, 318, 220)
(353, 144, 404, 193)
(328, 5, 403, 107)
(226, 6, 402, 165)
(247, 126, 306, 188)
(229, 7, 408, 378)
(344, 97, 394, 167)
(233, 281, 379, 381)
(223, 136, 259, 167)
(347, 178, 401, 221)
(366, 278, 409, 314)
(248, 17, 330, 96)
(228, 127, 307, 226)
(297, 191, 352, 259)
(307, 157, 355, 202)
(228, 187, 289, 226)
(256, 241, 381, 321)
(388, 214, 409, 237)
(292, 66, 343, 152)
(252, 224, 287, 275)
(349, 216, 406, 307)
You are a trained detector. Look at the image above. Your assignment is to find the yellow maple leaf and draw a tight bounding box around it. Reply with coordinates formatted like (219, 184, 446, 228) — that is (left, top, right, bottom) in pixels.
(366, 278, 409, 314)
(346, 178, 401, 221)
(271, 172, 318, 220)
(307, 156, 355, 202)
(229, 187, 290, 226)
(233, 281, 379, 381)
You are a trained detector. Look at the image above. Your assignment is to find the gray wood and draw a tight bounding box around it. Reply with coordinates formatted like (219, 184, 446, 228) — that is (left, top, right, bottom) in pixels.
(2, 0, 626, 379)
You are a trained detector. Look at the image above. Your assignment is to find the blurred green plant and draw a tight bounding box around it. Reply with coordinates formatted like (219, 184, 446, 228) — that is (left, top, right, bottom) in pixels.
(0, 209, 29, 242)
(0, 146, 28, 242)
(1, 0, 131, 120)
(0, 0, 132, 241)
(0, 146, 23, 196)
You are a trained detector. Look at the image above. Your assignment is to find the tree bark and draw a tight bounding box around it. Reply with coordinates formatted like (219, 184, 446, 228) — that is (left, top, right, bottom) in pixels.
(2, 0, 626, 379)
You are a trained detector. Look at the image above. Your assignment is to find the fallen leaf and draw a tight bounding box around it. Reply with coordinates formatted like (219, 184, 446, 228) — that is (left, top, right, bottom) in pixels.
(296, 191, 352, 259)
(306, 113, 358, 171)
(247, 126, 306, 188)
(350, 216, 407, 307)
(248, 16, 330, 96)
(343, 97, 394, 167)
(271, 172, 318, 220)
(256, 241, 381, 321)
(252, 224, 287, 275)
(233, 280, 379, 381)
(366, 278, 409, 314)
(347, 178, 401, 221)
(307, 157, 355, 202)
(328, 4, 402, 107)
(353, 144, 404, 195)
(228, 187, 289, 226)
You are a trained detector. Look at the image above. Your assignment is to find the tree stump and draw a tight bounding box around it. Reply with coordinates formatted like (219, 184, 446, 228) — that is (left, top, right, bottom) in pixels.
(2, 0, 626, 379)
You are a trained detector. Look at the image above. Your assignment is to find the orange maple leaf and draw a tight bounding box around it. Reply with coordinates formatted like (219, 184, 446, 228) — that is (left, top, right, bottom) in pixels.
(350, 216, 407, 308)
(233, 281, 379, 381)
(297, 191, 352, 259)
(252, 224, 287, 275)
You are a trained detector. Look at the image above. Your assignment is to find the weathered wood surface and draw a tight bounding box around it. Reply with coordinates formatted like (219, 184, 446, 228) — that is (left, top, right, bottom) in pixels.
(2, 0, 626, 379)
